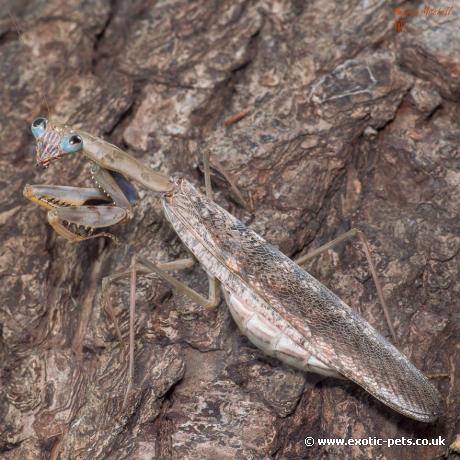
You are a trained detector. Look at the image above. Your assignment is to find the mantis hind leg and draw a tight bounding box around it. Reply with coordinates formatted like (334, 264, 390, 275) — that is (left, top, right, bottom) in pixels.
(134, 255, 221, 310)
(102, 254, 220, 406)
(295, 228, 397, 343)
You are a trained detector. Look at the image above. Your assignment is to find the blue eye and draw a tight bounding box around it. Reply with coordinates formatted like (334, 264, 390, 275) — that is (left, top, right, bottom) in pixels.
(31, 117, 47, 138)
(60, 134, 83, 153)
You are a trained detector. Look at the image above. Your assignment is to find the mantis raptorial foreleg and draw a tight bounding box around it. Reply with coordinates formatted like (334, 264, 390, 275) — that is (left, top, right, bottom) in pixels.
(24, 184, 110, 206)
(295, 228, 396, 342)
(47, 206, 126, 242)
(23, 161, 135, 242)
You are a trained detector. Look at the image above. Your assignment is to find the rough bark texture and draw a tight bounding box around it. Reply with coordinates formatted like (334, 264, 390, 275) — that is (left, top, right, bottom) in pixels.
(0, 1, 458, 459)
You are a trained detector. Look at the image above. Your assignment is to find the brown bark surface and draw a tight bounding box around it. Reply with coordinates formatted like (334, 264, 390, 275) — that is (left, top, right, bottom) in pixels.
(0, 1, 458, 459)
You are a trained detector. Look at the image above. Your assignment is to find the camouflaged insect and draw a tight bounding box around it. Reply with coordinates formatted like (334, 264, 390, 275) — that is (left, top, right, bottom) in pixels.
(25, 118, 442, 423)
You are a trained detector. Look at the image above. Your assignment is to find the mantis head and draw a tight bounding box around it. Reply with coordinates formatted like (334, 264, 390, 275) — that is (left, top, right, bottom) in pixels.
(31, 117, 83, 168)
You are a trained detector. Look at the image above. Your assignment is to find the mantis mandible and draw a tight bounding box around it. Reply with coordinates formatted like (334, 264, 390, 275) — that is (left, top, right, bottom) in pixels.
(23, 116, 442, 422)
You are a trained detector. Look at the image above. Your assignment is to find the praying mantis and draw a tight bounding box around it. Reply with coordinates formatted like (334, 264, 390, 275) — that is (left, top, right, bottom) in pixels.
(23, 116, 442, 422)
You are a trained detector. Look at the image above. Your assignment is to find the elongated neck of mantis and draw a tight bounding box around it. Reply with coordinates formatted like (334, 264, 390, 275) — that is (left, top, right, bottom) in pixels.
(80, 132, 174, 193)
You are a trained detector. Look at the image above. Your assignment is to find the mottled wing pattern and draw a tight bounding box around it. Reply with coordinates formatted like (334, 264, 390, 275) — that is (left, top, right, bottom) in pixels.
(166, 179, 441, 422)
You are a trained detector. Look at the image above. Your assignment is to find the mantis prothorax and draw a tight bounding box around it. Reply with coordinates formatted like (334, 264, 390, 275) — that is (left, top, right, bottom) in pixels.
(24, 117, 441, 422)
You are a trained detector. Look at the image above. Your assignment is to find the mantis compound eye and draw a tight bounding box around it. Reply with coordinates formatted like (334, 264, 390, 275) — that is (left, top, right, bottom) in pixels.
(31, 117, 47, 138)
(60, 134, 83, 154)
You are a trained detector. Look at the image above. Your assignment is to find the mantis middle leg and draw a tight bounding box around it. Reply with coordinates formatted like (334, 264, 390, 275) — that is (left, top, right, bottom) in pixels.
(295, 228, 396, 342)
